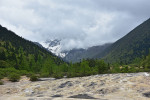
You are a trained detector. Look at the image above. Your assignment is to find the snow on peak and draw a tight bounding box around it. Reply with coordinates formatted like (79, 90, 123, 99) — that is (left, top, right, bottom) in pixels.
(40, 39, 67, 58)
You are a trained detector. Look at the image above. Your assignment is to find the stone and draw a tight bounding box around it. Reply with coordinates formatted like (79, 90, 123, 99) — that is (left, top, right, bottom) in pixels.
(38, 78, 55, 81)
(52, 94, 63, 97)
(69, 94, 97, 99)
(37, 95, 44, 97)
(89, 82, 97, 87)
(144, 73, 150, 77)
(28, 99, 35, 100)
(58, 81, 73, 88)
(97, 87, 119, 95)
(143, 92, 150, 98)
(97, 88, 109, 95)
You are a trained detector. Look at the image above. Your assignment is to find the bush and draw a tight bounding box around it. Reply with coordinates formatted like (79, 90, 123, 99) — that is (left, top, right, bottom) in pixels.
(1, 67, 19, 77)
(0, 70, 5, 77)
(53, 73, 63, 79)
(0, 75, 4, 80)
(8, 73, 20, 82)
(40, 73, 49, 78)
(30, 75, 38, 81)
(0, 60, 10, 68)
(26, 72, 34, 77)
(18, 70, 28, 76)
(0, 81, 3, 85)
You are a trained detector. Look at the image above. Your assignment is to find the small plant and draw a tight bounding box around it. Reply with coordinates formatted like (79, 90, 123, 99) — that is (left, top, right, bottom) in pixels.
(53, 73, 63, 79)
(30, 74, 38, 81)
(40, 73, 49, 78)
(0, 75, 4, 80)
(8, 73, 20, 82)
(26, 72, 34, 77)
(0, 81, 4, 85)
(19, 70, 28, 76)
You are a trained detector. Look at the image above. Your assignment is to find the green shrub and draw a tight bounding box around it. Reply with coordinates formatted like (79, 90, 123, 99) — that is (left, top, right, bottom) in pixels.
(0, 60, 10, 68)
(40, 73, 49, 78)
(8, 73, 21, 82)
(0, 75, 4, 80)
(53, 73, 63, 79)
(30, 75, 38, 81)
(2, 67, 19, 77)
(0, 81, 4, 85)
(18, 70, 28, 76)
(26, 72, 34, 77)
(0, 70, 5, 77)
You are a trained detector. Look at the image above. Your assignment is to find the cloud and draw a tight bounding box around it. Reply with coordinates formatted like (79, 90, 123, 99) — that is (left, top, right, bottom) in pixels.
(0, 0, 150, 50)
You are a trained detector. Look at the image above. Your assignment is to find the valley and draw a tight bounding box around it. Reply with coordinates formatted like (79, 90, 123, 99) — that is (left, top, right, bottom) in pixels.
(39, 18, 150, 64)
(0, 1, 150, 100)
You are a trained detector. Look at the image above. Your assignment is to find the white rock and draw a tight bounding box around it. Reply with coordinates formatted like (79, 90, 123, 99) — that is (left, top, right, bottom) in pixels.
(24, 88, 33, 93)
(127, 74, 132, 77)
(144, 72, 149, 77)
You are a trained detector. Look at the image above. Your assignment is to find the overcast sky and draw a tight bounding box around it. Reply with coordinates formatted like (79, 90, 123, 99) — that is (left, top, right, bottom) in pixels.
(0, 0, 150, 50)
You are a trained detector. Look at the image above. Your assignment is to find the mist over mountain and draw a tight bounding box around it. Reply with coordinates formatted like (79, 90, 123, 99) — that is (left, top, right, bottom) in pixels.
(64, 43, 112, 63)
(40, 18, 150, 64)
(38, 38, 112, 63)
(1, 0, 150, 51)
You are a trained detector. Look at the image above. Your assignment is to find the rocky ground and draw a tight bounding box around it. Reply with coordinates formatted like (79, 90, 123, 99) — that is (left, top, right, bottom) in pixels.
(0, 72, 150, 100)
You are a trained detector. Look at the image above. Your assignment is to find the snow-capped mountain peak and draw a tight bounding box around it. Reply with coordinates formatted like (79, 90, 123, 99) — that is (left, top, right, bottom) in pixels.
(40, 39, 67, 58)
(45, 39, 61, 47)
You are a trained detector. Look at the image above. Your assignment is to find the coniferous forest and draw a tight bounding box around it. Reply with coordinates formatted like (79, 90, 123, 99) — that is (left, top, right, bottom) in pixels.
(0, 18, 150, 82)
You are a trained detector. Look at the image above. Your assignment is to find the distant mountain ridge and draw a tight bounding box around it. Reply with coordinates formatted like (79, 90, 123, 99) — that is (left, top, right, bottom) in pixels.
(40, 38, 112, 63)
(63, 43, 112, 62)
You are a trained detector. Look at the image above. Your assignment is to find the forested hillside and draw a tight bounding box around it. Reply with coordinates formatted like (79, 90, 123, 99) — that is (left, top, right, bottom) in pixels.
(0, 25, 65, 75)
(97, 18, 150, 64)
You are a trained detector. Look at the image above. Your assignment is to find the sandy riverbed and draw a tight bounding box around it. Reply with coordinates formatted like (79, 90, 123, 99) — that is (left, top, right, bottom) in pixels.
(0, 72, 150, 100)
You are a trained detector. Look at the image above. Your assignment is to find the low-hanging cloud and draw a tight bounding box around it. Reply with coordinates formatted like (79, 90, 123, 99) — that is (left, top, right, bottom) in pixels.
(0, 0, 150, 50)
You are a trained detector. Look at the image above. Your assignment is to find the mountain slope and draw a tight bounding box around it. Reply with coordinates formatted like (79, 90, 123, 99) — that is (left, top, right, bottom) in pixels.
(99, 18, 150, 64)
(0, 25, 64, 72)
(64, 43, 112, 63)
